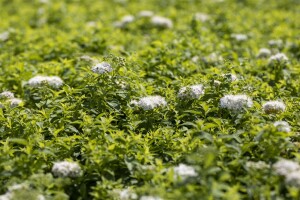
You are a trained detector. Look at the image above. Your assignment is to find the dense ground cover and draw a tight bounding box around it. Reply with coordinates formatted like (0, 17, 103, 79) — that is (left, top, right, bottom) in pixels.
(0, 0, 300, 199)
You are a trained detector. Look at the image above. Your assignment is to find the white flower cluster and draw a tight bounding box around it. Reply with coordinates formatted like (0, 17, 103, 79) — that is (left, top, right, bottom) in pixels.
(178, 84, 204, 99)
(117, 188, 138, 200)
(9, 98, 23, 108)
(220, 94, 253, 112)
(0, 91, 14, 99)
(273, 159, 300, 186)
(0, 31, 9, 42)
(268, 39, 283, 48)
(113, 15, 135, 28)
(225, 73, 238, 81)
(274, 159, 299, 176)
(246, 161, 269, 170)
(256, 48, 271, 58)
(268, 53, 288, 64)
(273, 121, 291, 132)
(262, 101, 286, 114)
(140, 196, 162, 200)
(28, 75, 64, 88)
(203, 53, 223, 64)
(173, 164, 198, 180)
(0, 91, 23, 108)
(52, 161, 82, 178)
(138, 10, 154, 18)
(91, 62, 113, 74)
(194, 12, 210, 22)
(151, 16, 173, 29)
(231, 34, 248, 42)
(0, 183, 45, 200)
(131, 96, 167, 110)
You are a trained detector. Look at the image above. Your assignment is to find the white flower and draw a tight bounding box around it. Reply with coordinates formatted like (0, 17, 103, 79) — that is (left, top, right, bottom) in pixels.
(273, 159, 300, 176)
(9, 98, 23, 108)
(268, 39, 283, 47)
(231, 34, 248, 41)
(121, 15, 135, 24)
(268, 53, 288, 64)
(262, 101, 286, 114)
(178, 84, 204, 99)
(151, 16, 173, 28)
(37, 195, 46, 200)
(0, 91, 14, 99)
(0, 193, 12, 200)
(91, 62, 113, 74)
(52, 161, 82, 178)
(222, 73, 237, 81)
(256, 48, 271, 58)
(46, 76, 64, 88)
(203, 53, 223, 64)
(86, 21, 97, 28)
(220, 94, 253, 112)
(138, 10, 154, 18)
(8, 183, 28, 192)
(133, 96, 167, 110)
(140, 196, 162, 200)
(28, 75, 64, 88)
(118, 189, 138, 200)
(246, 161, 269, 170)
(173, 164, 198, 180)
(0, 31, 9, 42)
(273, 121, 291, 133)
(214, 80, 221, 87)
(285, 171, 300, 186)
(194, 13, 210, 22)
(113, 15, 135, 28)
(39, 0, 50, 3)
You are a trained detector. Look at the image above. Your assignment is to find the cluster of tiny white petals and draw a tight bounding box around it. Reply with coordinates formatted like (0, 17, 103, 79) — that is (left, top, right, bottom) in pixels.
(0, 91, 14, 99)
(151, 16, 173, 28)
(140, 196, 162, 200)
(133, 96, 167, 110)
(0, 183, 31, 200)
(178, 84, 204, 99)
(220, 94, 253, 112)
(28, 75, 64, 88)
(91, 62, 113, 74)
(273, 159, 300, 176)
(9, 98, 23, 108)
(214, 80, 221, 87)
(274, 159, 300, 186)
(285, 171, 300, 186)
(194, 12, 210, 22)
(222, 73, 238, 82)
(138, 10, 154, 18)
(256, 48, 271, 58)
(0, 31, 10, 42)
(0, 193, 12, 200)
(268, 39, 283, 47)
(231, 34, 248, 41)
(86, 21, 97, 28)
(203, 53, 223, 64)
(273, 121, 291, 132)
(268, 53, 288, 63)
(246, 161, 269, 170)
(118, 189, 138, 200)
(113, 15, 135, 28)
(52, 161, 82, 178)
(173, 164, 198, 180)
(262, 101, 286, 114)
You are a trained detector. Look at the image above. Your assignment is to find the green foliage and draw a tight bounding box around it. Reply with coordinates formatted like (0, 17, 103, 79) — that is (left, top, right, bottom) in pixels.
(0, 0, 299, 199)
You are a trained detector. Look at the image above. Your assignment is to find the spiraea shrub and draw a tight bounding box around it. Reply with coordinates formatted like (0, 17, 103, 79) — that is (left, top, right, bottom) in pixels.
(0, 0, 299, 199)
